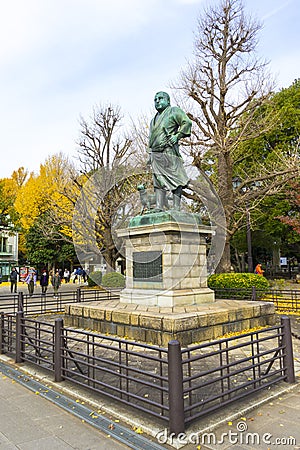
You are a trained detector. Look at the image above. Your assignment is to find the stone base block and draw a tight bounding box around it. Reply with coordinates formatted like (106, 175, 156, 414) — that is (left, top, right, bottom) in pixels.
(64, 299, 276, 347)
(120, 287, 215, 307)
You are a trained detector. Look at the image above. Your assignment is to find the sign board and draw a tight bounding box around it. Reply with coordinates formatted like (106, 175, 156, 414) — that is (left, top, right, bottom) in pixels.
(19, 266, 36, 282)
(133, 251, 162, 282)
(280, 257, 287, 266)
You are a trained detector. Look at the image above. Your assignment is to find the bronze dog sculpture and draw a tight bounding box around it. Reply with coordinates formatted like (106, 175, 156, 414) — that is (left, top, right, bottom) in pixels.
(137, 184, 156, 214)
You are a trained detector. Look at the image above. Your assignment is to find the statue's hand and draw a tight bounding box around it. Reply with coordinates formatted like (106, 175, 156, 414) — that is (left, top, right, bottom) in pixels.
(169, 134, 178, 145)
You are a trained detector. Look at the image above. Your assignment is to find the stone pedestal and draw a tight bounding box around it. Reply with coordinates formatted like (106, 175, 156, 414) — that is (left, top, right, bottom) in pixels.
(64, 299, 276, 347)
(117, 211, 215, 307)
(64, 211, 276, 346)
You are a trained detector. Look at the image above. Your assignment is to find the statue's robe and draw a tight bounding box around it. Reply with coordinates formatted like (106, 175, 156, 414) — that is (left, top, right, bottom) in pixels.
(148, 106, 192, 191)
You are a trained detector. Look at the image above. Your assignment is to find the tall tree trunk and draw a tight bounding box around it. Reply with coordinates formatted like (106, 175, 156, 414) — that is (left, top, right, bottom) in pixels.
(216, 151, 233, 272)
(216, 239, 231, 273)
(102, 228, 116, 272)
(103, 250, 116, 272)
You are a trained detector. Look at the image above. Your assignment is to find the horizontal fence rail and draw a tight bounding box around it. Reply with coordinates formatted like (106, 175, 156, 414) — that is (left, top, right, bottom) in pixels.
(0, 313, 16, 355)
(260, 289, 300, 312)
(1, 287, 299, 314)
(213, 287, 300, 312)
(180, 321, 293, 425)
(0, 288, 120, 315)
(0, 310, 295, 433)
(61, 326, 169, 421)
(16, 312, 56, 368)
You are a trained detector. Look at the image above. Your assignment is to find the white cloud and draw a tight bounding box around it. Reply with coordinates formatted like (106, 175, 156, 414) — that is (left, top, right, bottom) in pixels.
(0, 0, 299, 178)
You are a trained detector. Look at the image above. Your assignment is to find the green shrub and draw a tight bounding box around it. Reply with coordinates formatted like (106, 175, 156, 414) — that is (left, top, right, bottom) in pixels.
(87, 270, 103, 287)
(101, 272, 125, 288)
(269, 278, 287, 290)
(208, 273, 270, 299)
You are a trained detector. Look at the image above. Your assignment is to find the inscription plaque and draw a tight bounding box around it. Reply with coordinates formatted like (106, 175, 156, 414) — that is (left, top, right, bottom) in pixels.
(133, 251, 162, 282)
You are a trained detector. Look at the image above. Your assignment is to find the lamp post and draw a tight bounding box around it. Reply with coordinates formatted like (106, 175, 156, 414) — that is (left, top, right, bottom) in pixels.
(245, 203, 253, 273)
(232, 177, 253, 273)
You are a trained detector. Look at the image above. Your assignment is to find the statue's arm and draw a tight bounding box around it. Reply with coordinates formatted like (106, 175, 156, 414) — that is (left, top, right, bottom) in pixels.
(170, 107, 192, 143)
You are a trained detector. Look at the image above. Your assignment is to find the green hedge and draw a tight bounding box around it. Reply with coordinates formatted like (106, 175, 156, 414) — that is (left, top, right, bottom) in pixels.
(87, 271, 103, 287)
(101, 272, 125, 288)
(208, 273, 270, 299)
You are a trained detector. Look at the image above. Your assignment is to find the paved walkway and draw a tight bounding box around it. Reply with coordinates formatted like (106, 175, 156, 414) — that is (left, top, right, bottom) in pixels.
(182, 382, 300, 450)
(0, 355, 299, 450)
(0, 368, 129, 450)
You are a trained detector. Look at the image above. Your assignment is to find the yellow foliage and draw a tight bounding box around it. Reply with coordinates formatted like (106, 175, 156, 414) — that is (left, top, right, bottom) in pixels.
(11, 167, 28, 188)
(18, 233, 27, 254)
(14, 154, 79, 234)
(14, 173, 44, 230)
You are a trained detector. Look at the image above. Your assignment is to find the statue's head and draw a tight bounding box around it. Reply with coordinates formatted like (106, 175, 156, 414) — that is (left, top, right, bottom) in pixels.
(154, 91, 170, 113)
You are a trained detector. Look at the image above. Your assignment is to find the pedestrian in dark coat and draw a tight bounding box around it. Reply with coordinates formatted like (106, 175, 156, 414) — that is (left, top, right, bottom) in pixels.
(40, 269, 49, 295)
(51, 270, 61, 297)
(10, 267, 18, 293)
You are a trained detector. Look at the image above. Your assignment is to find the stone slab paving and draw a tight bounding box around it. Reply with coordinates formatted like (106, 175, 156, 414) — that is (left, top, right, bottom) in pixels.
(0, 369, 129, 450)
(183, 386, 300, 450)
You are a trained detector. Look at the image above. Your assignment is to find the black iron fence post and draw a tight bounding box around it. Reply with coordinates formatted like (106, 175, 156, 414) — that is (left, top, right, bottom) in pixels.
(168, 340, 185, 434)
(281, 315, 295, 383)
(76, 288, 81, 303)
(18, 291, 24, 312)
(0, 312, 4, 354)
(15, 311, 25, 363)
(54, 318, 64, 382)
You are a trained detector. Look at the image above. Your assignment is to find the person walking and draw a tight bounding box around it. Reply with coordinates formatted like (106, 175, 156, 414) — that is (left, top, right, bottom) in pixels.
(25, 271, 36, 297)
(58, 268, 63, 280)
(82, 268, 87, 283)
(63, 268, 70, 283)
(40, 269, 49, 295)
(51, 270, 61, 298)
(70, 269, 77, 283)
(254, 263, 264, 276)
(76, 267, 83, 284)
(10, 267, 19, 293)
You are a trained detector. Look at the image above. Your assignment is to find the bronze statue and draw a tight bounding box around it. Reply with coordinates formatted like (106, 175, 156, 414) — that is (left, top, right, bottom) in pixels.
(147, 91, 192, 211)
(137, 184, 157, 214)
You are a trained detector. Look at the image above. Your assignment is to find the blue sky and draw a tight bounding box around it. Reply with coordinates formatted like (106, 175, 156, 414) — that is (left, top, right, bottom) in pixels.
(0, 0, 299, 178)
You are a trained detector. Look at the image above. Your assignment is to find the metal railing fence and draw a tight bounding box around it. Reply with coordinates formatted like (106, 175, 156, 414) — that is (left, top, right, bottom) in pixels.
(0, 311, 295, 434)
(0, 288, 120, 315)
(1, 287, 299, 314)
(0, 313, 16, 354)
(213, 287, 300, 312)
(180, 318, 294, 426)
(16, 312, 56, 369)
(60, 323, 169, 421)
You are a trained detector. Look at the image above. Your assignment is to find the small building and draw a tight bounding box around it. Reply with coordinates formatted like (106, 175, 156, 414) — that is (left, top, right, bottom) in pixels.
(0, 227, 18, 281)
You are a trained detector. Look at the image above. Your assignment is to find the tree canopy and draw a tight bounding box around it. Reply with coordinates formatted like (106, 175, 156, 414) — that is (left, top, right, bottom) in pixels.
(176, 0, 299, 271)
